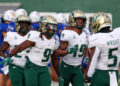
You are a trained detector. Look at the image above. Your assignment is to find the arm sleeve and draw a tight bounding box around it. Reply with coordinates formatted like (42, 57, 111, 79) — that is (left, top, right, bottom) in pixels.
(26, 31, 39, 42)
(88, 34, 98, 48)
(4, 32, 11, 44)
(54, 35, 60, 50)
(60, 30, 70, 42)
(87, 47, 100, 77)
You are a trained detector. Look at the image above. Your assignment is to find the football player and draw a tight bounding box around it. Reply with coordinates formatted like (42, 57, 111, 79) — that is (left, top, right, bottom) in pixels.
(4, 10, 16, 32)
(2, 10, 16, 36)
(56, 10, 88, 86)
(86, 12, 119, 86)
(56, 13, 68, 40)
(0, 15, 31, 86)
(0, 9, 16, 86)
(8, 16, 60, 86)
(51, 13, 68, 86)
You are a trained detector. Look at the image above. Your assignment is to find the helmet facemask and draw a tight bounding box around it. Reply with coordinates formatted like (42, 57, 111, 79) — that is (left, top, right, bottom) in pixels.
(40, 16, 58, 38)
(74, 17, 86, 30)
(15, 15, 31, 35)
(69, 10, 86, 30)
(45, 23, 57, 37)
(18, 21, 31, 35)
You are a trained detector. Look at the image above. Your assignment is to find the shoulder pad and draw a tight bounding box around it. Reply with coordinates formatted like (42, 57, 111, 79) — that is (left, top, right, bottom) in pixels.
(88, 34, 98, 48)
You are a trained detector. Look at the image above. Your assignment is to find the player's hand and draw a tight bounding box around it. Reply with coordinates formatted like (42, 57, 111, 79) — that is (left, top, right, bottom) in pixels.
(0, 56, 13, 65)
(5, 57, 13, 64)
(81, 56, 89, 68)
(67, 45, 78, 54)
(5, 54, 13, 64)
(58, 76, 64, 86)
(84, 83, 90, 86)
(85, 76, 91, 83)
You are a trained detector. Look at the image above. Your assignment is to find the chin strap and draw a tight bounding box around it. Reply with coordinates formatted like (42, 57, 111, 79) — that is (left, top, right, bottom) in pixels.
(46, 31, 54, 37)
(19, 28, 29, 35)
(76, 25, 84, 30)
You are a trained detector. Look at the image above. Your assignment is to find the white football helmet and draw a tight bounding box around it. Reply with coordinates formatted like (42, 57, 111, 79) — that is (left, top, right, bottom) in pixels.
(29, 11, 40, 23)
(56, 13, 67, 24)
(3, 10, 16, 22)
(15, 8, 27, 18)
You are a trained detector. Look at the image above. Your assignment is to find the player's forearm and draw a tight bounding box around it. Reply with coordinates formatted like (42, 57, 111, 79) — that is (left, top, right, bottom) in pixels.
(87, 47, 100, 77)
(0, 51, 6, 57)
(10, 40, 35, 56)
(51, 51, 60, 77)
(85, 47, 95, 75)
(52, 60, 60, 77)
(10, 46, 21, 56)
(84, 47, 89, 57)
(0, 42, 9, 57)
(56, 49, 67, 56)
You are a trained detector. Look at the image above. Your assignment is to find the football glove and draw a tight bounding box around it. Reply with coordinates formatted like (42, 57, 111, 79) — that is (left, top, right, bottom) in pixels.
(84, 83, 90, 86)
(85, 76, 91, 83)
(58, 76, 64, 86)
(0, 56, 13, 66)
(67, 45, 78, 54)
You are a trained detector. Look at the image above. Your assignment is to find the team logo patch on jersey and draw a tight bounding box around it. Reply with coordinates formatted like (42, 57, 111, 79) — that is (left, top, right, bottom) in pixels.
(109, 35, 113, 38)
(14, 36, 17, 40)
(73, 36, 76, 39)
(61, 33, 64, 38)
(13, 66, 16, 69)
(63, 64, 67, 68)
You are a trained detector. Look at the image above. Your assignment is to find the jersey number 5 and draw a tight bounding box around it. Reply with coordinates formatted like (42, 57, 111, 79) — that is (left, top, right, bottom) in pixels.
(108, 48, 118, 67)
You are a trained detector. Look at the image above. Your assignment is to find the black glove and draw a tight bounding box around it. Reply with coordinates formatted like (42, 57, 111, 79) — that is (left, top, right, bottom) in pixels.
(85, 76, 91, 83)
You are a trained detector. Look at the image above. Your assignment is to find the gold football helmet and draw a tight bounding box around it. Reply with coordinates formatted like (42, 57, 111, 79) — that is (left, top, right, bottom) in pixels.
(69, 10, 86, 29)
(15, 15, 31, 32)
(40, 16, 58, 33)
(91, 12, 112, 33)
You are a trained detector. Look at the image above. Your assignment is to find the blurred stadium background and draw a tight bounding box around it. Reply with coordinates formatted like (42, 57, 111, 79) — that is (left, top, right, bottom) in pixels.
(0, 0, 119, 28)
(0, 0, 120, 85)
